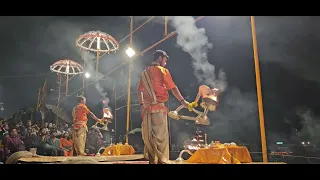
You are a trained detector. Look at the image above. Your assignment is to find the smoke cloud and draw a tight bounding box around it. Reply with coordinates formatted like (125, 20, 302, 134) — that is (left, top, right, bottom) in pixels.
(81, 51, 110, 103)
(167, 16, 263, 145)
(205, 88, 260, 143)
(296, 108, 320, 143)
(169, 16, 227, 92)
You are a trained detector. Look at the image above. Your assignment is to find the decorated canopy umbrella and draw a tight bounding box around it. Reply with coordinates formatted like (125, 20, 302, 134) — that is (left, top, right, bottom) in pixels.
(75, 30, 120, 78)
(50, 59, 84, 107)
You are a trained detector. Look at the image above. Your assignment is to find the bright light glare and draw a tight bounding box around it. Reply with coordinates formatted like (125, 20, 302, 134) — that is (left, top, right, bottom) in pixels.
(85, 72, 90, 78)
(125, 47, 136, 57)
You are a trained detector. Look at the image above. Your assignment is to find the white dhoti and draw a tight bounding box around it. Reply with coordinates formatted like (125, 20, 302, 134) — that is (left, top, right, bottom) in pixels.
(72, 126, 87, 156)
(141, 112, 170, 164)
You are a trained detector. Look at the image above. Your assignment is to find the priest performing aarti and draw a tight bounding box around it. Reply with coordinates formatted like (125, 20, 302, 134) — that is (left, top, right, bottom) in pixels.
(72, 95, 107, 156)
(137, 50, 189, 164)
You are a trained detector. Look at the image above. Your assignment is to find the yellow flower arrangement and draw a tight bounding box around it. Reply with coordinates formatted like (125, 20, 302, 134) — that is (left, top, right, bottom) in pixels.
(188, 102, 198, 111)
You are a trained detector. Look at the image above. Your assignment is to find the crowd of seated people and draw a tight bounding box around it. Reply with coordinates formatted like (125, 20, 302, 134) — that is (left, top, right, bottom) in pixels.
(0, 107, 145, 164)
(0, 119, 74, 164)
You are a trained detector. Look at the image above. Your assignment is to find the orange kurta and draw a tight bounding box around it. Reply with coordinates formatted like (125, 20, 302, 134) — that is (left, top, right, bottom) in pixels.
(60, 138, 73, 156)
(73, 103, 90, 130)
(137, 63, 176, 117)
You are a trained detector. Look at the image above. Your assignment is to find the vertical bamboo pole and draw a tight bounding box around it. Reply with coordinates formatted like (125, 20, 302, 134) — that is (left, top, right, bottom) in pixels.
(65, 73, 69, 96)
(164, 16, 168, 36)
(82, 55, 86, 95)
(96, 51, 100, 77)
(57, 74, 62, 108)
(250, 16, 268, 162)
(125, 16, 133, 144)
(114, 80, 117, 140)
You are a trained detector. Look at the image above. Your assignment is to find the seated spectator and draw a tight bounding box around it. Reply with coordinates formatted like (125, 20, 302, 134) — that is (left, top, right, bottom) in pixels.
(60, 132, 73, 156)
(56, 125, 65, 137)
(0, 124, 9, 139)
(3, 128, 25, 160)
(31, 124, 40, 135)
(48, 123, 53, 130)
(47, 130, 64, 156)
(26, 120, 32, 128)
(65, 124, 72, 134)
(44, 122, 49, 132)
(33, 127, 56, 156)
(0, 148, 4, 163)
(0, 123, 9, 149)
(52, 123, 57, 130)
(23, 127, 37, 151)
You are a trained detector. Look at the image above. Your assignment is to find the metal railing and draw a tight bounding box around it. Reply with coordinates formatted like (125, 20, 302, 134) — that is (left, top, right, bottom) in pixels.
(250, 152, 320, 164)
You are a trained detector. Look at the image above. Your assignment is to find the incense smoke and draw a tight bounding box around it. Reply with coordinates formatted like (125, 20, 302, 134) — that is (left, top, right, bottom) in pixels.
(169, 16, 227, 92)
(81, 51, 109, 103)
(296, 108, 320, 142)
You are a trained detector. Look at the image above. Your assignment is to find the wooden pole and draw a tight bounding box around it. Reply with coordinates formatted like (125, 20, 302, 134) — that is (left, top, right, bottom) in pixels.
(57, 74, 62, 108)
(65, 60, 70, 96)
(37, 88, 41, 110)
(96, 51, 100, 77)
(125, 16, 133, 144)
(114, 80, 117, 141)
(250, 16, 268, 162)
(56, 73, 62, 125)
(164, 16, 168, 36)
(65, 73, 69, 96)
(82, 56, 86, 95)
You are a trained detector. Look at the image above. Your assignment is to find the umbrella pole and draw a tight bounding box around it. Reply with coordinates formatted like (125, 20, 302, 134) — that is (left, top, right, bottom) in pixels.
(96, 51, 100, 78)
(57, 73, 62, 108)
(82, 54, 85, 95)
(66, 73, 69, 96)
(56, 73, 62, 125)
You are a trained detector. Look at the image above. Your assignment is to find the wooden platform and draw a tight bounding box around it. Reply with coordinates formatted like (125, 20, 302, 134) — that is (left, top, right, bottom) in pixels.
(18, 154, 286, 164)
(100, 161, 149, 164)
(19, 154, 144, 163)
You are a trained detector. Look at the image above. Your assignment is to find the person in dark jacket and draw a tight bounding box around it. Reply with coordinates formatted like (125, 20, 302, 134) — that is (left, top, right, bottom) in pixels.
(32, 127, 57, 156)
(3, 128, 25, 160)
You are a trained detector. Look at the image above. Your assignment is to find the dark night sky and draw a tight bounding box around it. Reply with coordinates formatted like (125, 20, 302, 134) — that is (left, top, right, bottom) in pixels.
(0, 16, 320, 145)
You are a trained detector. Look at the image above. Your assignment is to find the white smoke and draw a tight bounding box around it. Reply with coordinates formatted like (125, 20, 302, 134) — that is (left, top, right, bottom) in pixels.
(169, 16, 227, 92)
(206, 88, 259, 142)
(81, 51, 109, 102)
(296, 108, 320, 142)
